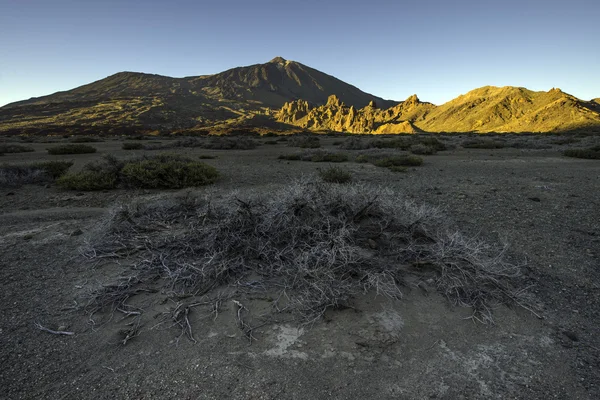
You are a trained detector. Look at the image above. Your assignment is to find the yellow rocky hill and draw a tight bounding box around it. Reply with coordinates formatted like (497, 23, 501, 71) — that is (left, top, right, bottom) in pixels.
(277, 86, 600, 133)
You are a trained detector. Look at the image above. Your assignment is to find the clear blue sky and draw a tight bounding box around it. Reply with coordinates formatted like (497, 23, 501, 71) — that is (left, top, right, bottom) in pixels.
(1, 0, 599, 107)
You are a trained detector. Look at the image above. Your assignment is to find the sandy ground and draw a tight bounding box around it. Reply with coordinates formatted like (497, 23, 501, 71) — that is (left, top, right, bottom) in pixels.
(1, 135, 599, 399)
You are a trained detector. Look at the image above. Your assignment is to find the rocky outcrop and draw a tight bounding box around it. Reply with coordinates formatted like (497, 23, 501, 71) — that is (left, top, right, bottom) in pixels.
(276, 94, 431, 133)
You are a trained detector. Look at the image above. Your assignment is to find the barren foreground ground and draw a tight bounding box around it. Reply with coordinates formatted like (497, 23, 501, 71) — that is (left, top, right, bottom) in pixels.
(1, 135, 599, 399)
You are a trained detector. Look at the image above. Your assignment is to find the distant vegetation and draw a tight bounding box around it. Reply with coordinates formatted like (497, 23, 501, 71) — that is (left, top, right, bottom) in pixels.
(564, 145, 600, 160)
(288, 136, 321, 149)
(57, 154, 219, 191)
(462, 139, 506, 149)
(122, 142, 144, 150)
(47, 144, 97, 155)
(339, 136, 447, 154)
(318, 166, 352, 183)
(0, 161, 73, 188)
(279, 150, 349, 162)
(70, 136, 104, 143)
(0, 144, 35, 154)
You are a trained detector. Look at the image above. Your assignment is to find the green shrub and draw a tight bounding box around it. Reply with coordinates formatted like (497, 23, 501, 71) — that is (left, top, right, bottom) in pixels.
(288, 136, 321, 148)
(122, 142, 144, 150)
(370, 138, 413, 150)
(56, 155, 124, 191)
(355, 154, 369, 163)
(340, 137, 372, 150)
(564, 146, 600, 160)
(203, 137, 257, 150)
(462, 139, 505, 149)
(410, 144, 436, 155)
(318, 166, 352, 183)
(121, 156, 219, 189)
(551, 137, 580, 145)
(70, 136, 104, 143)
(47, 144, 97, 155)
(417, 137, 447, 151)
(373, 155, 423, 168)
(388, 166, 408, 173)
(34, 161, 74, 179)
(0, 144, 35, 153)
(278, 154, 301, 161)
(57, 171, 118, 191)
(310, 152, 349, 162)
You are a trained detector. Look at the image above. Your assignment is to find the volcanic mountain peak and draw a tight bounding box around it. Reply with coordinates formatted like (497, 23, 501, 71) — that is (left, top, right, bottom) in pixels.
(269, 56, 288, 64)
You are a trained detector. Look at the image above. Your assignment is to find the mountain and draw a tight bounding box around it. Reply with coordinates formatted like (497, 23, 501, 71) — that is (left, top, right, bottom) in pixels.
(418, 86, 600, 133)
(2, 57, 600, 135)
(277, 86, 600, 133)
(0, 57, 395, 134)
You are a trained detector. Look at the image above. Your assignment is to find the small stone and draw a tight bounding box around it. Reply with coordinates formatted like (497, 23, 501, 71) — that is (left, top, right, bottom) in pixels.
(71, 229, 84, 236)
(368, 239, 378, 249)
(563, 330, 579, 342)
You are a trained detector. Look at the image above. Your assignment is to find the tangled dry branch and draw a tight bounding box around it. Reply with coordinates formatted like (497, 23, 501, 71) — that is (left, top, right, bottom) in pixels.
(80, 178, 531, 335)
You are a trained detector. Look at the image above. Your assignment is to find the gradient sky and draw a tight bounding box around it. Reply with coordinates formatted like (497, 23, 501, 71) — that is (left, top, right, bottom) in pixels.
(1, 0, 599, 107)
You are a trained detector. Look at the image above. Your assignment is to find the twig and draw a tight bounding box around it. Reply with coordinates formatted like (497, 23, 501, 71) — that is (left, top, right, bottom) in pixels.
(34, 322, 75, 336)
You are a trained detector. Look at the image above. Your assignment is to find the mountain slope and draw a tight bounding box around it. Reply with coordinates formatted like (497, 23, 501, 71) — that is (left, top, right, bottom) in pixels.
(0, 57, 395, 134)
(418, 86, 600, 132)
(277, 86, 600, 133)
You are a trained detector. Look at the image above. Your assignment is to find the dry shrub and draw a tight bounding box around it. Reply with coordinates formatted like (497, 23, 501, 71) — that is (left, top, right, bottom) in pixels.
(47, 144, 97, 155)
(81, 179, 530, 329)
(0, 144, 35, 153)
(0, 161, 73, 188)
(288, 136, 321, 148)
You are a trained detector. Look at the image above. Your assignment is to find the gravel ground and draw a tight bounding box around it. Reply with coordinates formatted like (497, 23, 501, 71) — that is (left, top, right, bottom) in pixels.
(0, 135, 599, 399)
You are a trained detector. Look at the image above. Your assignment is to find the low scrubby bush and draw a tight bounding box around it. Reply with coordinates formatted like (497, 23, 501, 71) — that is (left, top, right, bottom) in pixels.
(121, 155, 219, 189)
(318, 166, 352, 183)
(0, 161, 73, 187)
(70, 136, 104, 143)
(203, 137, 257, 150)
(47, 144, 97, 155)
(122, 142, 144, 150)
(57, 170, 118, 191)
(462, 139, 505, 149)
(410, 144, 436, 155)
(279, 151, 349, 163)
(288, 136, 321, 148)
(373, 155, 423, 168)
(57, 154, 219, 191)
(0, 144, 35, 153)
(564, 146, 600, 160)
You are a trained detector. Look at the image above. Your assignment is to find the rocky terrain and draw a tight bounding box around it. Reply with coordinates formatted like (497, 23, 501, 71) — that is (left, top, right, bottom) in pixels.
(276, 87, 600, 134)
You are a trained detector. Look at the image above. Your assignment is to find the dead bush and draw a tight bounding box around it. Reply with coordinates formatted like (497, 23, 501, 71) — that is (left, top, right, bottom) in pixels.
(81, 179, 531, 337)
